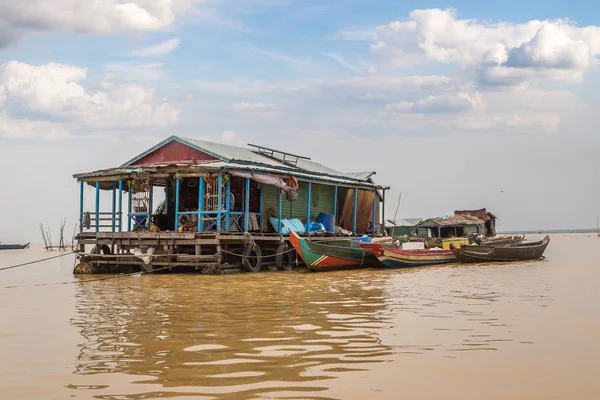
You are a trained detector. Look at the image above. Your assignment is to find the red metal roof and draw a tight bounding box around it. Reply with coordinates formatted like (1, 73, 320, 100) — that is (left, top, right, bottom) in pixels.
(131, 140, 217, 165)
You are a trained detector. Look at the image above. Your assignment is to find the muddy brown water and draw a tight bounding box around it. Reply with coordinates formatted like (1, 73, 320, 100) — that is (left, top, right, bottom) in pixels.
(0, 234, 599, 399)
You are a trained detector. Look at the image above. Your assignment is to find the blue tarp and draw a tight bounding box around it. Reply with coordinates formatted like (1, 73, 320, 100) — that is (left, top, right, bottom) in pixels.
(269, 217, 306, 234)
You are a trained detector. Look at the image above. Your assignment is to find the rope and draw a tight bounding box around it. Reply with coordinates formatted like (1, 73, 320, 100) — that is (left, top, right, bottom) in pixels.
(0, 251, 76, 272)
(2, 264, 179, 290)
(220, 247, 296, 259)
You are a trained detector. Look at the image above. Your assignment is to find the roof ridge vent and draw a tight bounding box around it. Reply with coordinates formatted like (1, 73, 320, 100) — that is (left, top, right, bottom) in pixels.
(247, 143, 311, 167)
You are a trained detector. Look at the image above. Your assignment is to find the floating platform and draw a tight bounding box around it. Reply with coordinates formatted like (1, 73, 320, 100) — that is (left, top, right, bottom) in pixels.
(74, 231, 360, 275)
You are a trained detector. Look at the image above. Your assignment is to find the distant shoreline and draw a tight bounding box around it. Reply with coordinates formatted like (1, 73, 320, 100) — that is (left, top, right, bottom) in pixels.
(499, 229, 598, 234)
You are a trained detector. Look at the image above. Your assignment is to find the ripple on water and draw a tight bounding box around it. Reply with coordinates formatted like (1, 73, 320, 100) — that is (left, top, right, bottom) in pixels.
(58, 251, 566, 399)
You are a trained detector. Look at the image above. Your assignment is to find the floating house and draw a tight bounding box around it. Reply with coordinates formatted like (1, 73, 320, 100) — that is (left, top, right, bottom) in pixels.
(416, 215, 484, 238)
(415, 208, 497, 239)
(454, 209, 497, 237)
(385, 218, 423, 237)
(73, 136, 389, 274)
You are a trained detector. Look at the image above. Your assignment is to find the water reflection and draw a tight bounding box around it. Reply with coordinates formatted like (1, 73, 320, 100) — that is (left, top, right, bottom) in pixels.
(69, 260, 554, 398)
(71, 272, 395, 398)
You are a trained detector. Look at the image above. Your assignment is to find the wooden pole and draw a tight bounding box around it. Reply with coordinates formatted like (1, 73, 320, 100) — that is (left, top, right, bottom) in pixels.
(371, 190, 376, 236)
(198, 177, 204, 232)
(111, 184, 116, 232)
(381, 189, 386, 236)
(277, 190, 282, 233)
(95, 181, 100, 233)
(217, 175, 223, 232)
(225, 175, 231, 232)
(306, 182, 312, 232)
(79, 182, 84, 233)
(333, 185, 338, 230)
(352, 188, 358, 235)
(147, 181, 153, 230)
(259, 183, 264, 233)
(118, 180, 123, 232)
(244, 177, 250, 232)
(127, 185, 132, 232)
(175, 178, 180, 232)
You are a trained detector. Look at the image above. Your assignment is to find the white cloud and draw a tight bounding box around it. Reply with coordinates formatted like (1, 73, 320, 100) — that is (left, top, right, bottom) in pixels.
(372, 8, 600, 86)
(103, 62, 164, 81)
(0, 1, 203, 47)
(231, 102, 277, 112)
(385, 92, 483, 114)
(0, 61, 180, 137)
(132, 38, 181, 57)
(230, 101, 278, 119)
(0, 112, 69, 140)
(457, 113, 561, 135)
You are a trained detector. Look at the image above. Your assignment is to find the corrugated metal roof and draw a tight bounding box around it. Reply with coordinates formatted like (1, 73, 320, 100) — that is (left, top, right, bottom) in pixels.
(116, 135, 377, 184)
(387, 218, 423, 226)
(74, 160, 388, 189)
(346, 172, 376, 181)
(417, 214, 484, 228)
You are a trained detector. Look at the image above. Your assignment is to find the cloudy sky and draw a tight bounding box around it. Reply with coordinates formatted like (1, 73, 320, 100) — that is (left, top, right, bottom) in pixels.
(1, 0, 599, 241)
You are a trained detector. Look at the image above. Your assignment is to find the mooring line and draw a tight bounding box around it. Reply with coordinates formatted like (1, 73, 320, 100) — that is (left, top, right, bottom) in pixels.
(0, 251, 76, 272)
(2, 264, 178, 289)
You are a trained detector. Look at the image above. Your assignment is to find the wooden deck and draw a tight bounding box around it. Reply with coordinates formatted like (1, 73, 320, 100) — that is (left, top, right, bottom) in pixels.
(74, 231, 364, 275)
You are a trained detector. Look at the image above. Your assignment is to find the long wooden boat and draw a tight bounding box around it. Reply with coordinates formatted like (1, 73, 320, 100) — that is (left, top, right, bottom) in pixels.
(289, 232, 379, 271)
(0, 242, 30, 250)
(450, 235, 550, 263)
(360, 243, 457, 268)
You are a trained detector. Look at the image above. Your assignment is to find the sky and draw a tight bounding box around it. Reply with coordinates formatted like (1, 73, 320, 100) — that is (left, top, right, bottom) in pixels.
(1, 0, 600, 241)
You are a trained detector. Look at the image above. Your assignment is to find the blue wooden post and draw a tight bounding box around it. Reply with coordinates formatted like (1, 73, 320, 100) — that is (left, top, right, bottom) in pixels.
(147, 181, 153, 230)
(118, 180, 123, 232)
(95, 181, 100, 232)
(259, 183, 264, 233)
(127, 185, 132, 231)
(353, 188, 358, 235)
(175, 178, 180, 232)
(111, 184, 116, 232)
(371, 190, 376, 236)
(198, 177, 205, 232)
(244, 178, 250, 232)
(79, 181, 84, 233)
(277, 190, 282, 233)
(306, 181, 312, 232)
(225, 175, 231, 231)
(164, 179, 169, 215)
(333, 186, 338, 229)
(217, 175, 223, 231)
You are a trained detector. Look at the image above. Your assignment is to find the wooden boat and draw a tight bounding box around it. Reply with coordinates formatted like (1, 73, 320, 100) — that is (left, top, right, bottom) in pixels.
(450, 235, 550, 263)
(289, 232, 379, 271)
(480, 234, 525, 246)
(0, 242, 30, 250)
(360, 243, 457, 268)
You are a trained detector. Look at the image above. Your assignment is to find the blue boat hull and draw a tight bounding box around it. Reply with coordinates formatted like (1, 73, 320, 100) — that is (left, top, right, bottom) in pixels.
(0, 242, 30, 250)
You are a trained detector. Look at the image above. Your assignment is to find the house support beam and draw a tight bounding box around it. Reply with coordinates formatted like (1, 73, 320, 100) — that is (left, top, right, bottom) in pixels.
(95, 181, 100, 232)
(244, 177, 250, 232)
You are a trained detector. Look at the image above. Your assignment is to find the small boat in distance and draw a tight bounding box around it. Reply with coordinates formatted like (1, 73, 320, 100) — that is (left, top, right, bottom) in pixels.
(360, 243, 457, 268)
(289, 232, 379, 271)
(0, 242, 31, 250)
(450, 235, 550, 263)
